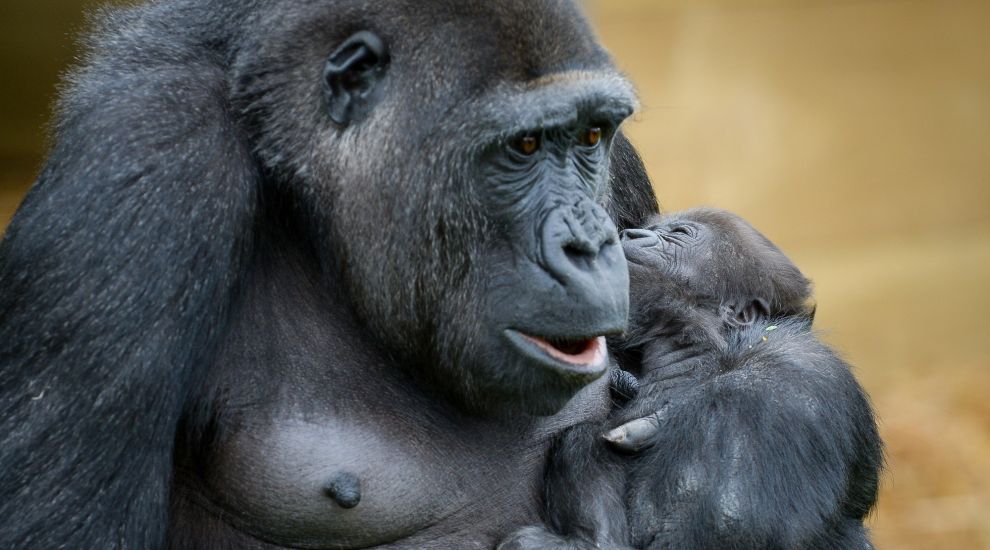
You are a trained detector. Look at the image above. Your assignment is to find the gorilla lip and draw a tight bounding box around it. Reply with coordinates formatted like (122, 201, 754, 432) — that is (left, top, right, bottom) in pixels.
(506, 331, 608, 371)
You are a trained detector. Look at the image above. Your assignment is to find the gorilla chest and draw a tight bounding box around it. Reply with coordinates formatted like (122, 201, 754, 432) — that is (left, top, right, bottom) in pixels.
(191, 270, 612, 548)
(205, 402, 562, 549)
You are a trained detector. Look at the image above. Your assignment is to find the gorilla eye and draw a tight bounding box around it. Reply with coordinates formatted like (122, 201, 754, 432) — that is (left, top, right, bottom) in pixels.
(580, 126, 603, 147)
(511, 134, 541, 156)
(671, 226, 690, 235)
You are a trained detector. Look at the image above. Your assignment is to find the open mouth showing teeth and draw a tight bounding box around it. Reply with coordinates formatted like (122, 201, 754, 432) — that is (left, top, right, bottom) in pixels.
(505, 330, 608, 371)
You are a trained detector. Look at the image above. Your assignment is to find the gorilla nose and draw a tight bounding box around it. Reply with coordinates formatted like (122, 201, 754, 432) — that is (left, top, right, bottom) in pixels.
(620, 228, 660, 246)
(541, 202, 627, 294)
(562, 230, 614, 267)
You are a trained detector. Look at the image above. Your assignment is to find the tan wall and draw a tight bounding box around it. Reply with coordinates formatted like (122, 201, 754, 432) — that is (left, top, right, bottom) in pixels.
(2, 1, 989, 547)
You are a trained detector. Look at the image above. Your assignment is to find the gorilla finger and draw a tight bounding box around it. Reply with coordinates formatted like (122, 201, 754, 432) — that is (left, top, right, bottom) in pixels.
(609, 368, 640, 403)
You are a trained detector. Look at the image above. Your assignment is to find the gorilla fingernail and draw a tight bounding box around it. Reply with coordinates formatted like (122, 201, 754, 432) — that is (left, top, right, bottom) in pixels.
(603, 426, 627, 445)
(323, 472, 361, 509)
(604, 416, 661, 452)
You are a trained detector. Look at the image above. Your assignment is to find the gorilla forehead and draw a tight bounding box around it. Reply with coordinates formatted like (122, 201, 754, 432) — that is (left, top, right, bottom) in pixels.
(238, 0, 615, 90)
(393, 0, 613, 79)
(309, 0, 610, 74)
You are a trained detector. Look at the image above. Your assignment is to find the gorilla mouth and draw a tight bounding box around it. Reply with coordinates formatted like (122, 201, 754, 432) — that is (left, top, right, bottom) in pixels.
(530, 335, 605, 364)
(505, 330, 608, 372)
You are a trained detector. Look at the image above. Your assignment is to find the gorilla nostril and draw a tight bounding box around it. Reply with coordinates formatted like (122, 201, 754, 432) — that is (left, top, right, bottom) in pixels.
(542, 205, 622, 282)
(563, 243, 594, 268)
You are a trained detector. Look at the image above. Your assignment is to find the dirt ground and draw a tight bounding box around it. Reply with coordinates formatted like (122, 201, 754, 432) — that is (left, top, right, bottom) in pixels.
(2, 1, 989, 548)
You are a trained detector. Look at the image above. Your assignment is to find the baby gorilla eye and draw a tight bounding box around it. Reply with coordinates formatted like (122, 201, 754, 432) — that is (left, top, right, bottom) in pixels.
(510, 133, 541, 156)
(662, 224, 698, 244)
(580, 126, 603, 147)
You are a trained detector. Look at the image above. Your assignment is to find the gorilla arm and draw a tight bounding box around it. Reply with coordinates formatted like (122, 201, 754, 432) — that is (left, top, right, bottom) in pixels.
(610, 320, 882, 549)
(0, 32, 257, 548)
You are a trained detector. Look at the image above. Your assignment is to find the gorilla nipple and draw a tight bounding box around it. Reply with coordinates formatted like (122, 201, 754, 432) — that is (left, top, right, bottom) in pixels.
(323, 472, 361, 509)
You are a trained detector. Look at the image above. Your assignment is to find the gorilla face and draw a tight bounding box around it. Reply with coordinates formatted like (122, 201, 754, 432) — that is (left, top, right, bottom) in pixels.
(231, 0, 636, 414)
(474, 97, 633, 414)
(621, 215, 714, 299)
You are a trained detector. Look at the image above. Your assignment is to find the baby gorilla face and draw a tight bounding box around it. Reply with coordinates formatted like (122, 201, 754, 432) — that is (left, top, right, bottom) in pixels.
(620, 213, 719, 303)
(619, 208, 814, 326)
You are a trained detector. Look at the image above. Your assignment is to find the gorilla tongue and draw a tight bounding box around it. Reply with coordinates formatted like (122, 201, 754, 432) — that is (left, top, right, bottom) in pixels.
(522, 335, 606, 367)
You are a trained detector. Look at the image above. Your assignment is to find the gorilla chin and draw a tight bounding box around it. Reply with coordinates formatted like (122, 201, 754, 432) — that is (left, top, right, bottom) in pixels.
(478, 286, 627, 417)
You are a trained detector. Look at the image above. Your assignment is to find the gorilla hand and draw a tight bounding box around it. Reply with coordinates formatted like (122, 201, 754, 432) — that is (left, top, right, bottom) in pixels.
(603, 409, 664, 453)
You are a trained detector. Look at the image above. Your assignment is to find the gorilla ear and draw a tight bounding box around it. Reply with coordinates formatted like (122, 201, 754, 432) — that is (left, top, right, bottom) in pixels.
(728, 298, 771, 327)
(323, 31, 389, 126)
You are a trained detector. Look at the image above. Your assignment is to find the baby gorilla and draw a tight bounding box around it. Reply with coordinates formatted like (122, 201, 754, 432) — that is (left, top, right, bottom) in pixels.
(500, 208, 881, 550)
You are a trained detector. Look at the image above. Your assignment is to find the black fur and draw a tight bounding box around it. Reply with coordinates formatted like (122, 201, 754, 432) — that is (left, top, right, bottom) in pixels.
(618, 318, 881, 549)
(604, 132, 659, 231)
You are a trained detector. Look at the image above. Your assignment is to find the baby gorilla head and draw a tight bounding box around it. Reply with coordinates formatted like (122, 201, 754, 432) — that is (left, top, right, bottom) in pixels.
(618, 208, 815, 349)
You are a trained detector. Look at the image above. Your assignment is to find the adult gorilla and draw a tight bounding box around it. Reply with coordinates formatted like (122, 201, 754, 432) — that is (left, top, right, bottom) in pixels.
(0, 1, 863, 549)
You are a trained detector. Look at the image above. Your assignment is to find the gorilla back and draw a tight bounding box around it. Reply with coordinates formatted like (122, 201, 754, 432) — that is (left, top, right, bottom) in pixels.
(0, 0, 661, 548)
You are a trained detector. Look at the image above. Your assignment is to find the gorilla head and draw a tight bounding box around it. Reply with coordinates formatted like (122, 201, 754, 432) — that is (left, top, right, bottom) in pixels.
(233, 1, 636, 413)
(619, 208, 814, 347)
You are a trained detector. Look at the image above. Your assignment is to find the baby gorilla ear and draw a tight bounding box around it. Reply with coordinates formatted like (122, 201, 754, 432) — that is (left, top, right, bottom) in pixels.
(726, 298, 771, 327)
(802, 298, 818, 324)
(323, 31, 390, 126)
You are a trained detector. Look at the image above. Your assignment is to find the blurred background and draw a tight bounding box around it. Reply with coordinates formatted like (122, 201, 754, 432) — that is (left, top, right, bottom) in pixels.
(1, 0, 987, 547)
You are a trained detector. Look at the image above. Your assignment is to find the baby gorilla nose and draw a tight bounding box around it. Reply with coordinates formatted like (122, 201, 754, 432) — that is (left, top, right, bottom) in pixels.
(323, 472, 361, 509)
(620, 228, 660, 245)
